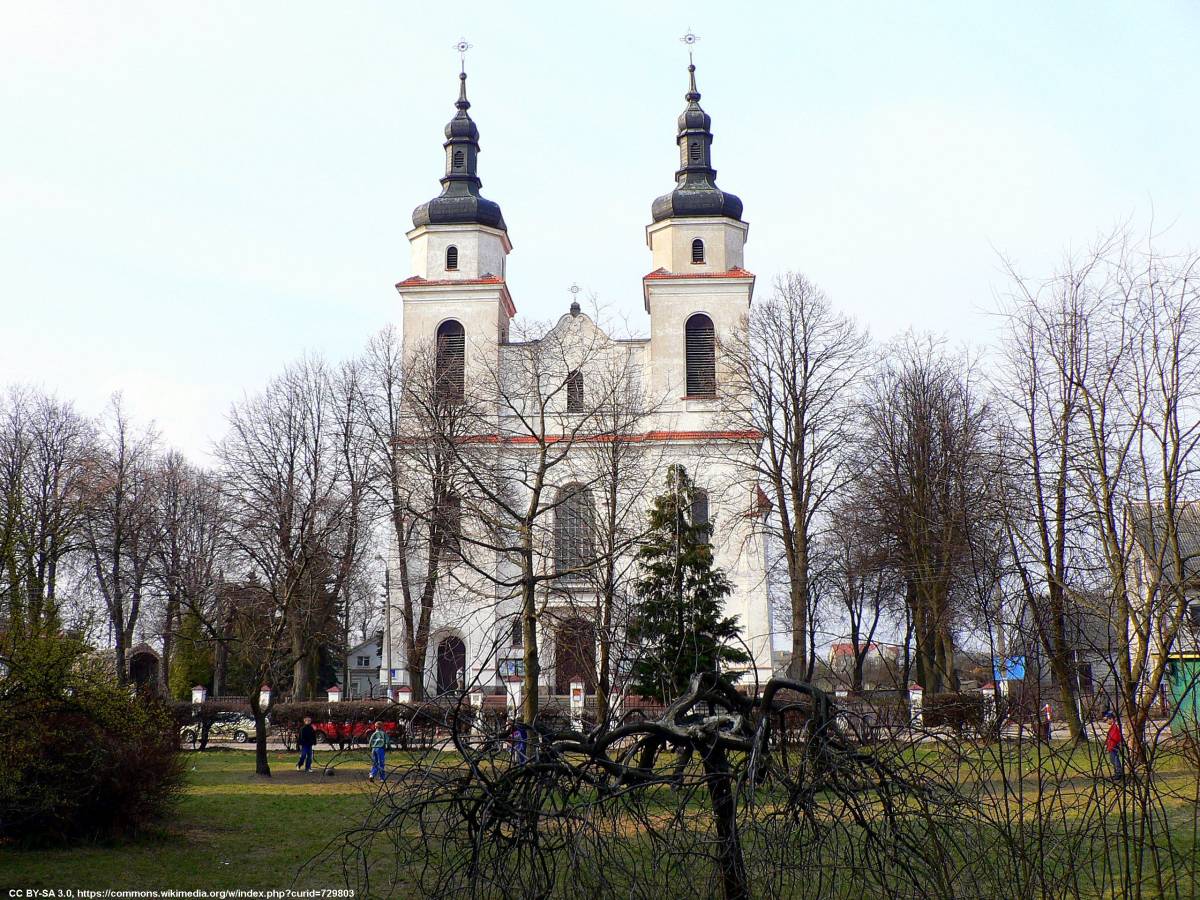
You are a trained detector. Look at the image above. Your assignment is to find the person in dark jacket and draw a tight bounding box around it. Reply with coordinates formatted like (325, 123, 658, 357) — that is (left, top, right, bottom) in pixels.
(297, 716, 317, 773)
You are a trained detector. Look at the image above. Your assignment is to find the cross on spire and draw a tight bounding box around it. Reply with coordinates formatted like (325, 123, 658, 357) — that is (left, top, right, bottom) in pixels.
(454, 37, 473, 73)
(679, 28, 700, 65)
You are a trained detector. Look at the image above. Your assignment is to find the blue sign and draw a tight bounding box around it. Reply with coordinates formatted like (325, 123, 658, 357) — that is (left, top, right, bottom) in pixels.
(993, 656, 1026, 682)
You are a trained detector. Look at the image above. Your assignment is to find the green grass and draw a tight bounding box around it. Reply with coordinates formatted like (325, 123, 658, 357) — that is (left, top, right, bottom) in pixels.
(0, 747, 406, 892)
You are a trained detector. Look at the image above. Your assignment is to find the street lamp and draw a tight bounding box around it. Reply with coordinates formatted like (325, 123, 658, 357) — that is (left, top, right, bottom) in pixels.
(376, 554, 392, 701)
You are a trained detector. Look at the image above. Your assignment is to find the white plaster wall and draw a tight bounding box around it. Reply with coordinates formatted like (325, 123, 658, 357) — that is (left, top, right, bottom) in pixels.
(407, 223, 510, 280)
(646, 216, 748, 273)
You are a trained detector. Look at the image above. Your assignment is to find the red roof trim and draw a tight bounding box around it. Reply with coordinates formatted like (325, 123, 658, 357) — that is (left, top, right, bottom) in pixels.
(643, 266, 755, 280)
(396, 274, 505, 287)
(395, 274, 516, 317)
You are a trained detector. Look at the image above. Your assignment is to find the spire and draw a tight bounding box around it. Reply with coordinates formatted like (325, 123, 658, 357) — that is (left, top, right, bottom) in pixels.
(412, 64, 506, 231)
(650, 57, 743, 223)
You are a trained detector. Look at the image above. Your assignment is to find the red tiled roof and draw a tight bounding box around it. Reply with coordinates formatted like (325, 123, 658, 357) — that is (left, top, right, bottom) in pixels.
(643, 266, 755, 280)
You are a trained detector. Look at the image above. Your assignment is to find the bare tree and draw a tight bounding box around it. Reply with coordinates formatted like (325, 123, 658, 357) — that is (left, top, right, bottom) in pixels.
(80, 395, 161, 684)
(859, 336, 993, 693)
(217, 355, 360, 773)
(721, 273, 869, 681)
(0, 387, 93, 637)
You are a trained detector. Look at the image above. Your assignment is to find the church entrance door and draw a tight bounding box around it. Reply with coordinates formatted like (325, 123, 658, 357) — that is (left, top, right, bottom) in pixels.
(554, 619, 596, 695)
(435, 636, 466, 695)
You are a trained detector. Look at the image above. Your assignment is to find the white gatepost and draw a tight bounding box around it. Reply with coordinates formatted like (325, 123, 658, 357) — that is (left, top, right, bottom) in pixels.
(569, 681, 585, 731)
(470, 691, 485, 736)
(191, 685, 207, 705)
(908, 683, 924, 730)
(258, 684, 271, 710)
(327, 685, 341, 703)
(504, 676, 523, 721)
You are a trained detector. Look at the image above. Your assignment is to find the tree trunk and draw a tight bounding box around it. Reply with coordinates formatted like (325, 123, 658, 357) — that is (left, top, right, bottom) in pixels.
(249, 695, 272, 776)
(702, 743, 748, 900)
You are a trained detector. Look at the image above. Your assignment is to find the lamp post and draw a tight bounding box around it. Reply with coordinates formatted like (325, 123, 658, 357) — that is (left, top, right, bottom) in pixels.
(376, 554, 392, 701)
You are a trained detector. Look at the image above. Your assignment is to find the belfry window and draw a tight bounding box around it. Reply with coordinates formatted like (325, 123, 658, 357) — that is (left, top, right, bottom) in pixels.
(436, 319, 465, 403)
(566, 369, 583, 412)
(685, 313, 716, 397)
(453, 149, 464, 169)
(690, 141, 701, 162)
(555, 484, 594, 576)
(446, 245, 458, 271)
(691, 238, 705, 265)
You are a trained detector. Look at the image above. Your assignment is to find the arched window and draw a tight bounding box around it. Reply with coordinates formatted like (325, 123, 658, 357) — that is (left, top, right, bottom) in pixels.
(691, 238, 705, 265)
(445, 245, 458, 271)
(566, 369, 583, 412)
(685, 313, 716, 397)
(554, 484, 594, 576)
(436, 319, 465, 403)
(453, 149, 464, 169)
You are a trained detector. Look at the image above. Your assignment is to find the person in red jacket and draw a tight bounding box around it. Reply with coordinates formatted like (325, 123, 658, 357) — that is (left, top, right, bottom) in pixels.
(1103, 710, 1124, 780)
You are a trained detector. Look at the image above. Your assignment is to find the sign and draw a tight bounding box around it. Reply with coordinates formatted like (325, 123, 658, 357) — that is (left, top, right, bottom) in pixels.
(992, 656, 1026, 682)
(191, 685, 207, 705)
(569, 681, 585, 730)
(258, 684, 271, 709)
(327, 686, 341, 703)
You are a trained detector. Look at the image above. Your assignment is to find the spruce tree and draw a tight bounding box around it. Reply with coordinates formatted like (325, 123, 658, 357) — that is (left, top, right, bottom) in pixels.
(628, 465, 750, 701)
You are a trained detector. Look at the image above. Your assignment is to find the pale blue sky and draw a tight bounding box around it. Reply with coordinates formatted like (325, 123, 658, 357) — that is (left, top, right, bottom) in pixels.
(3, 2, 1198, 460)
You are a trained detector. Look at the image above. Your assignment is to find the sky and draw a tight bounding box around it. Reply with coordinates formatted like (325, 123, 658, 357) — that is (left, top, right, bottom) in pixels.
(2, 2, 1199, 463)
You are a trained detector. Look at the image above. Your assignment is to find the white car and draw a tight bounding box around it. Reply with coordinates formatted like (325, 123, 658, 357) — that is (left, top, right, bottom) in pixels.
(180, 712, 260, 744)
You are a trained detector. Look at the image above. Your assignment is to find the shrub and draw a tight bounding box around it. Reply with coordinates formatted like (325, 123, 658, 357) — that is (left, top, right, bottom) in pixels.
(0, 633, 186, 847)
(923, 692, 986, 733)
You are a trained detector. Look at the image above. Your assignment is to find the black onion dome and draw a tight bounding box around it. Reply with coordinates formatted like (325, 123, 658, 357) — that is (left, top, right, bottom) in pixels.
(651, 63, 743, 223)
(412, 71, 506, 231)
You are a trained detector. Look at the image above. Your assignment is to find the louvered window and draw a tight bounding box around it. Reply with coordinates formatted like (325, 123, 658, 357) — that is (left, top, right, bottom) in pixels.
(446, 245, 458, 270)
(436, 320, 465, 403)
(555, 484, 594, 576)
(453, 149, 464, 169)
(566, 369, 583, 412)
(691, 238, 705, 264)
(685, 313, 716, 397)
(690, 141, 701, 162)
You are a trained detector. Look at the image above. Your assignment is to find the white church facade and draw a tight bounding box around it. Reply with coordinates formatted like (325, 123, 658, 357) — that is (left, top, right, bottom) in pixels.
(382, 61, 776, 702)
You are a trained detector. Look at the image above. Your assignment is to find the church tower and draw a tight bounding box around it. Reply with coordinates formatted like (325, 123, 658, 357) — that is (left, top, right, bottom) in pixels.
(397, 66, 515, 363)
(643, 60, 754, 408)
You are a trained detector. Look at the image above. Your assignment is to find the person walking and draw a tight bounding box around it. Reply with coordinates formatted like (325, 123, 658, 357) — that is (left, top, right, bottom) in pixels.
(1103, 710, 1125, 780)
(368, 721, 389, 782)
(296, 716, 317, 773)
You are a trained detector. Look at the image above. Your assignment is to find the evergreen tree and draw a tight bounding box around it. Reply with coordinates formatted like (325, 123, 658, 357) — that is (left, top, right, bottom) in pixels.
(168, 608, 213, 700)
(628, 466, 750, 701)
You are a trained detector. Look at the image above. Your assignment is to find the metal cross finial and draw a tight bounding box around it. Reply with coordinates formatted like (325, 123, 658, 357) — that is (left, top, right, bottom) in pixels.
(454, 38, 473, 73)
(680, 28, 700, 64)
(568, 283, 581, 296)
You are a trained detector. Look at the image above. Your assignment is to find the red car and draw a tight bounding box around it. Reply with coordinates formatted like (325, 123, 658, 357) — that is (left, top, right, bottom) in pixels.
(311, 720, 401, 746)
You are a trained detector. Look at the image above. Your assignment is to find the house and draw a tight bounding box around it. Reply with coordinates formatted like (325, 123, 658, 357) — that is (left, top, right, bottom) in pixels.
(381, 59, 777, 700)
(1127, 502, 1200, 720)
(343, 634, 384, 700)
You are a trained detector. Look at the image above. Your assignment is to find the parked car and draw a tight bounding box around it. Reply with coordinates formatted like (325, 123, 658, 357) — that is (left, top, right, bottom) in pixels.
(310, 719, 402, 747)
(180, 712, 262, 745)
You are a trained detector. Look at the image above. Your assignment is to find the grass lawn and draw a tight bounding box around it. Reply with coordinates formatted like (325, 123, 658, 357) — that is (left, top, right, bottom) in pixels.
(1, 747, 408, 893)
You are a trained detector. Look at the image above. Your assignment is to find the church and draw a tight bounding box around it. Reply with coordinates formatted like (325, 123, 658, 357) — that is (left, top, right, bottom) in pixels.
(382, 57, 776, 703)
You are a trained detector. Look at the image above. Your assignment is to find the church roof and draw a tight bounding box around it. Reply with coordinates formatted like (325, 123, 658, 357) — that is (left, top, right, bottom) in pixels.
(412, 69, 507, 231)
(651, 62, 744, 223)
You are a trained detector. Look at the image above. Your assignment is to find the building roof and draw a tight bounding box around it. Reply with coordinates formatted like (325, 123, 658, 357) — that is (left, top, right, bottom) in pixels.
(411, 69, 507, 231)
(651, 63, 743, 223)
(1128, 502, 1200, 584)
